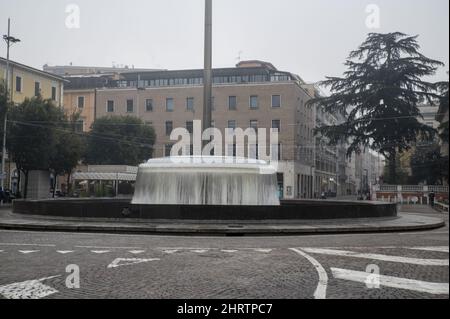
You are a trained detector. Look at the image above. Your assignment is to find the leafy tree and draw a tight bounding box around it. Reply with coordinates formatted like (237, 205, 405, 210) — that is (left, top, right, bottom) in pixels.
(0, 81, 9, 162)
(85, 116, 155, 166)
(410, 143, 449, 185)
(0, 81, 8, 127)
(7, 96, 65, 198)
(49, 112, 85, 197)
(382, 154, 410, 185)
(308, 32, 443, 184)
(436, 81, 449, 144)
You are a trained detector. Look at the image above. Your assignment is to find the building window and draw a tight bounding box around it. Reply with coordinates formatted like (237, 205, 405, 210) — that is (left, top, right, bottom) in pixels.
(227, 144, 237, 157)
(250, 95, 258, 109)
(272, 95, 281, 108)
(250, 120, 258, 133)
(34, 82, 40, 96)
(228, 120, 236, 130)
(127, 99, 134, 113)
(249, 144, 259, 159)
(15, 76, 22, 92)
(272, 144, 282, 161)
(272, 120, 281, 132)
(186, 97, 194, 111)
(107, 100, 114, 113)
(186, 121, 193, 134)
(165, 144, 174, 157)
(146, 99, 153, 112)
(165, 121, 173, 136)
(51, 87, 57, 101)
(78, 96, 85, 109)
(228, 96, 237, 110)
(75, 120, 84, 133)
(166, 98, 174, 112)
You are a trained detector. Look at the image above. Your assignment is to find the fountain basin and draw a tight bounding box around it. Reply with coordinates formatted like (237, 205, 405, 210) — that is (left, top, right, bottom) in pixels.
(12, 198, 397, 220)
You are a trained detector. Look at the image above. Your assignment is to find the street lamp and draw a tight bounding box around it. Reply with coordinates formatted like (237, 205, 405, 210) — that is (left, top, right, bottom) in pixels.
(1, 18, 21, 203)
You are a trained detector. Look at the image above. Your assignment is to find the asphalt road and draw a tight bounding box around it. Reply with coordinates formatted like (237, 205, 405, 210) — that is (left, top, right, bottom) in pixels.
(0, 205, 448, 299)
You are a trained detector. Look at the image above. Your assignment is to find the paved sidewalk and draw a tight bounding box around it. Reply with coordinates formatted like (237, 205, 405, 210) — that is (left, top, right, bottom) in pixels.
(0, 205, 445, 235)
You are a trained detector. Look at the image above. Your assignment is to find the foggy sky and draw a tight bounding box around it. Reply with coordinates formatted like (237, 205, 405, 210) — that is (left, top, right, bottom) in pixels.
(0, 0, 448, 84)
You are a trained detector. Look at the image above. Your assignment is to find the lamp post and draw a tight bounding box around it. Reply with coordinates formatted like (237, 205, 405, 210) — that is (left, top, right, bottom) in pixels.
(1, 18, 20, 203)
(202, 0, 212, 149)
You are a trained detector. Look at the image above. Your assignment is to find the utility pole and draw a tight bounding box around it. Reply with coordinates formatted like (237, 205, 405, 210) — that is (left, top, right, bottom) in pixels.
(1, 18, 20, 202)
(202, 0, 212, 149)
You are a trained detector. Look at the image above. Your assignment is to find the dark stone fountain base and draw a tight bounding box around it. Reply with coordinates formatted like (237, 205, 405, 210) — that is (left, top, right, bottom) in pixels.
(13, 198, 397, 220)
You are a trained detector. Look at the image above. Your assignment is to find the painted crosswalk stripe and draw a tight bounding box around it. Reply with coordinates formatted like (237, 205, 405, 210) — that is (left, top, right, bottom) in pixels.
(302, 248, 449, 266)
(18, 250, 40, 254)
(409, 247, 449, 253)
(129, 250, 146, 255)
(331, 268, 449, 295)
(0, 275, 60, 299)
(56, 251, 74, 254)
(163, 250, 179, 254)
(254, 249, 272, 253)
(221, 250, 238, 253)
(91, 250, 110, 254)
(193, 250, 209, 254)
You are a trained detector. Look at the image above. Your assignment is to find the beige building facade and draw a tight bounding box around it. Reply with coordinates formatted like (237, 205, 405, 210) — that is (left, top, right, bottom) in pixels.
(93, 62, 316, 199)
(1, 58, 66, 193)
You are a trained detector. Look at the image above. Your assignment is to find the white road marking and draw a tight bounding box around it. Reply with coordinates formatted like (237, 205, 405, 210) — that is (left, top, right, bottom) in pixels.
(56, 250, 74, 254)
(302, 248, 449, 266)
(158, 247, 214, 250)
(76, 245, 141, 249)
(0, 243, 55, 247)
(163, 250, 179, 254)
(129, 250, 146, 255)
(18, 250, 40, 254)
(192, 250, 209, 254)
(0, 275, 60, 299)
(332, 268, 449, 295)
(409, 247, 449, 253)
(254, 249, 272, 253)
(91, 250, 110, 254)
(221, 250, 238, 253)
(290, 248, 328, 299)
(107, 258, 160, 269)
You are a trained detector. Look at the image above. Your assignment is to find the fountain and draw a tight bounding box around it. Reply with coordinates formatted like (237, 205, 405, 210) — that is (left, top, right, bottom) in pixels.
(132, 156, 280, 206)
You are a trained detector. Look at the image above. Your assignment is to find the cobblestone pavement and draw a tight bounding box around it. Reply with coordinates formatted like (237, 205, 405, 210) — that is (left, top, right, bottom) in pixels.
(0, 205, 448, 299)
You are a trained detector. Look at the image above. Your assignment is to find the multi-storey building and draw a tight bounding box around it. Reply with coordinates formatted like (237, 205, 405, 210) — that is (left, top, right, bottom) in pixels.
(62, 73, 122, 131)
(1, 58, 66, 107)
(303, 84, 339, 198)
(0, 57, 67, 193)
(83, 60, 316, 199)
(43, 64, 161, 76)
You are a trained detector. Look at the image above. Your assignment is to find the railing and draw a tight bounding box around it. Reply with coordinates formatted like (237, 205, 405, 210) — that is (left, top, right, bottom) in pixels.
(435, 202, 449, 213)
(377, 185, 449, 193)
(378, 185, 398, 192)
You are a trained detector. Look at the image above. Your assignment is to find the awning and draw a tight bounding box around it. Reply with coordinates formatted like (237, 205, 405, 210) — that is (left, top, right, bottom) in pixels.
(72, 172, 136, 182)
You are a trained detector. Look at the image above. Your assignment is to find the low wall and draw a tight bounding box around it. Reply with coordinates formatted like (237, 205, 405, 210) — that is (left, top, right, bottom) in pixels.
(13, 198, 397, 221)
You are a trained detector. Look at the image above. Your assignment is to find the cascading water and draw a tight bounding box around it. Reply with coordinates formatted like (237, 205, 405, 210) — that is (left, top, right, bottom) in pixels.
(132, 156, 280, 206)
